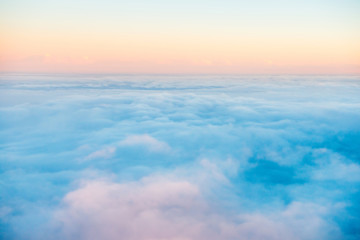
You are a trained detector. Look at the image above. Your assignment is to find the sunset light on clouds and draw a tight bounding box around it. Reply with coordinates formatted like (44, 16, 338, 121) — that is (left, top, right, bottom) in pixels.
(1, 1, 360, 240)
(1, 0, 359, 74)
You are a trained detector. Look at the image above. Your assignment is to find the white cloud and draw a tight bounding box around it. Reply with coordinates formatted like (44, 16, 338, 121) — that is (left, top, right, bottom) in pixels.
(313, 160, 360, 182)
(82, 134, 171, 161)
(118, 134, 171, 153)
(84, 146, 116, 161)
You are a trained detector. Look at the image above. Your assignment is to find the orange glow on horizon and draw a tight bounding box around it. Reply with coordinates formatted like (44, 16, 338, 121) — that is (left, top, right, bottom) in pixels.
(1, 0, 359, 74)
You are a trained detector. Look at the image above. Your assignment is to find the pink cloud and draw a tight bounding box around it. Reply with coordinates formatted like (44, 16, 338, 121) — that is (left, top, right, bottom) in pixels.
(47, 175, 338, 240)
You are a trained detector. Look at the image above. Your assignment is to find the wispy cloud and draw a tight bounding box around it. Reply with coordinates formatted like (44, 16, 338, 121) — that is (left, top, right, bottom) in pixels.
(84, 146, 116, 161)
(118, 134, 171, 153)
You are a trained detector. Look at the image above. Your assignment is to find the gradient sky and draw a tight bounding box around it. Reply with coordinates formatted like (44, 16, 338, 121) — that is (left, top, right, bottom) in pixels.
(1, 0, 360, 74)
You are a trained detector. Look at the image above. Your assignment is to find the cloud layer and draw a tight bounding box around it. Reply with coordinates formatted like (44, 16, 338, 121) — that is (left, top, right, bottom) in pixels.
(49, 177, 337, 240)
(0, 74, 359, 240)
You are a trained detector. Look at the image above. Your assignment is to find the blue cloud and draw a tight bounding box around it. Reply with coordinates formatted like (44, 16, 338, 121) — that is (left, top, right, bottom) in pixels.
(0, 74, 359, 239)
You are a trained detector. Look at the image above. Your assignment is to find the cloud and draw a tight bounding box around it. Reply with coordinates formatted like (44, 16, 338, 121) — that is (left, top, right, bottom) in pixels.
(1, 74, 360, 239)
(41, 176, 339, 240)
(81, 134, 171, 162)
(311, 152, 360, 182)
(84, 146, 116, 161)
(118, 134, 171, 153)
(52, 178, 203, 240)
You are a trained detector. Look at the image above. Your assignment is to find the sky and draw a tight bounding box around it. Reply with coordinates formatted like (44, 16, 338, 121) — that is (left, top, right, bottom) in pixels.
(0, 74, 360, 239)
(1, 0, 360, 74)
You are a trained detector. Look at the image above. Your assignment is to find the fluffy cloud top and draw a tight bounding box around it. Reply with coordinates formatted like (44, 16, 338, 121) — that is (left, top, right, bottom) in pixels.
(47, 177, 337, 240)
(118, 134, 171, 153)
(0, 74, 359, 240)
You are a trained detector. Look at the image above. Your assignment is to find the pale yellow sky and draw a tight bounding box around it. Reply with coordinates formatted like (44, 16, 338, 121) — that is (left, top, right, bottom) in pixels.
(1, 0, 359, 74)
